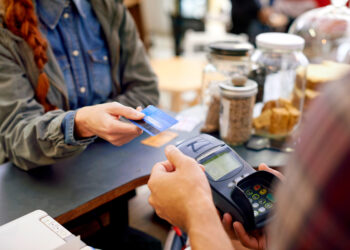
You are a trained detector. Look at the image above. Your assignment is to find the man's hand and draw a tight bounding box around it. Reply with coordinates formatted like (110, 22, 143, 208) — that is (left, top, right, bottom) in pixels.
(148, 145, 233, 250)
(74, 102, 144, 146)
(148, 145, 214, 231)
(222, 163, 285, 250)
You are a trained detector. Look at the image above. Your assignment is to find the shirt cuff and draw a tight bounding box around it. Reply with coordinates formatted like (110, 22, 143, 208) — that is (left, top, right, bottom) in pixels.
(61, 111, 97, 146)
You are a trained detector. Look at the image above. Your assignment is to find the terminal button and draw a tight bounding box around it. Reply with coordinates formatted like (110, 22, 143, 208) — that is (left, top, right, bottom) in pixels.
(258, 198, 266, 205)
(252, 194, 260, 200)
(265, 202, 273, 209)
(245, 189, 253, 196)
(267, 193, 275, 202)
(259, 189, 267, 195)
(258, 207, 266, 213)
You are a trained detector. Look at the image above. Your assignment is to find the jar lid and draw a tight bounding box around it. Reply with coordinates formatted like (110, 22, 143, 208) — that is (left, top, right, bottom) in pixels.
(219, 80, 258, 98)
(256, 32, 305, 50)
(209, 41, 254, 56)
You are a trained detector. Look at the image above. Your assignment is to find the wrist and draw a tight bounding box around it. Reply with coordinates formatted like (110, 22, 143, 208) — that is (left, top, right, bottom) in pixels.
(185, 195, 218, 231)
(75, 107, 94, 138)
(185, 196, 233, 250)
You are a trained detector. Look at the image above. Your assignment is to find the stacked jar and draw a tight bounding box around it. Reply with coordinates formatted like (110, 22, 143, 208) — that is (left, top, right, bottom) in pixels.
(201, 41, 254, 133)
(250, 33, 309, 138)
(219, 79, 258, 146)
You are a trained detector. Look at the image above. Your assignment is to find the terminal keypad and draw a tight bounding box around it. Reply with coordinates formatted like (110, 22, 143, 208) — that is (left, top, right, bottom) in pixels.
(244, 184, 274, 217)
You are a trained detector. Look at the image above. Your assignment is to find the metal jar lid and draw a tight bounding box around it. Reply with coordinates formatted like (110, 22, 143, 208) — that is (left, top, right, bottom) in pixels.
(209, 41, 254, 57)
(219, 79, 258, 98)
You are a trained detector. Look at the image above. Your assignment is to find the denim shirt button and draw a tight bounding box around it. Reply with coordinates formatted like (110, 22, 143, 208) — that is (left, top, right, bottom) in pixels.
(103, 56, 108, 61)
(79, 87, 86, 93)
(73, 50, 79, 56)
(63, 13, 69, 19)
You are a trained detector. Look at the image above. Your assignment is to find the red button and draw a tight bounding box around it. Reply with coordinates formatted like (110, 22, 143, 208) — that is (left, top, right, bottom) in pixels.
(253, 185, 261, 191)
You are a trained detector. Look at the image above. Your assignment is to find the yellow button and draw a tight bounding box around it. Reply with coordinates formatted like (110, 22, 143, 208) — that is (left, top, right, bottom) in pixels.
(63, 13, 69, 19)
(259, 189, 267, 195)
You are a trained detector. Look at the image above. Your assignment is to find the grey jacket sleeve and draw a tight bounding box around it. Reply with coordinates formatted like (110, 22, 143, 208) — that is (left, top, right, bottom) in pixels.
(0, 44, 86, 171)
(113, 7, 159, 108)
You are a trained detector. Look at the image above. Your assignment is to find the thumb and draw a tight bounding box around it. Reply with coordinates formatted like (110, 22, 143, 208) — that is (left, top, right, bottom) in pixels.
(258, 163, 285, 181)
(165, 145, 195, 171)
(107, 102, 144, 120)
(148, 163, 168, 192)
(150, 162, 168, 178)
(258, 163, 269, 171)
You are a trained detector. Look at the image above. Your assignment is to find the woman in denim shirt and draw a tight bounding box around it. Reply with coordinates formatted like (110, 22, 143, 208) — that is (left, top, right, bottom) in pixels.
(0, 0, 159, 170)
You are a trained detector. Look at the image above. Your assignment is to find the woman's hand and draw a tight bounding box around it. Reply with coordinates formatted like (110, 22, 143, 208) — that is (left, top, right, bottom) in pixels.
(222, 213, 267, 250)
(258, 163, 285, 181)
(222, 163, 285, 250)
(74, 102, 144, 146)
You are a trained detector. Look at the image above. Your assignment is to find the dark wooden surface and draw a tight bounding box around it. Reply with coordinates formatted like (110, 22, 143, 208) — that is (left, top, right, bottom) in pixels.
(0, 115, 289, 226)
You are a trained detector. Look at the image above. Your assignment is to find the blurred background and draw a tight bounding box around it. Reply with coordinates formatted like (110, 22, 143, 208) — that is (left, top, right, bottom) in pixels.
(126, 0, 350, 113)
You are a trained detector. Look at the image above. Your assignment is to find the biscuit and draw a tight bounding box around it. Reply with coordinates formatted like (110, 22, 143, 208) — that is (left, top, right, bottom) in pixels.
(269, 108, 289, 135)
(253, 109, 272, 130)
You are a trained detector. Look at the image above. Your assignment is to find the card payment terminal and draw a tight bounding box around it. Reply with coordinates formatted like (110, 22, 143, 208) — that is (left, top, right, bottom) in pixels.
(176, 134, 279, 231)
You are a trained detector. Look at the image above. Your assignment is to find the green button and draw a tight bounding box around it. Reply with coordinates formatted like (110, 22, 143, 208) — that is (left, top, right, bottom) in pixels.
(267, 193, 275, 202)
(264, 202, 273, 209)
(258, 198, 266, 205)
(252, 194, 260, 200)
(245, 189, 253, 196)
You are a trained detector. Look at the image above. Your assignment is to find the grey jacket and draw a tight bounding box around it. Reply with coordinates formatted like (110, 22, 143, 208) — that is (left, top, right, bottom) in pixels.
(0, 0, 159, 170)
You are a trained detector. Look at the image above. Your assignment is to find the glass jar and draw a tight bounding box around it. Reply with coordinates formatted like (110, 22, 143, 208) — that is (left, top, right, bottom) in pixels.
(289, 0, 350, 63)
(251, 33, 309, 139)
(201, 41, 253, 133)
(219, 80, 258, 146)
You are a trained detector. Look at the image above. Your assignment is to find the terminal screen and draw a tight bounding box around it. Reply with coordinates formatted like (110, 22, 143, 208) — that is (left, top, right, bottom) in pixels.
(202, 151, 241, 181)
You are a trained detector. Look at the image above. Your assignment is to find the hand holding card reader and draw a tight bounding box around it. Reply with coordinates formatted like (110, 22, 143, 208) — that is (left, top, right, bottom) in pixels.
(176, 134, 279, 231)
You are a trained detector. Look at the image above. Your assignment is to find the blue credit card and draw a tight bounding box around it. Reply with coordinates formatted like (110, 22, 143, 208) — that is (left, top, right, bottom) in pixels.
(129, 105, 178, 136)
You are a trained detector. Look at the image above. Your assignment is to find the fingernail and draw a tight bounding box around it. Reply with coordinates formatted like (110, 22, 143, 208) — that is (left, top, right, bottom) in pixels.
(165, 145, 176, 154)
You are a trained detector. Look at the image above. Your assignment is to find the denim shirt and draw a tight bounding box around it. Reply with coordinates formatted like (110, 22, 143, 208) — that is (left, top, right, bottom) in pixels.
(37, 0, 112, 145)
